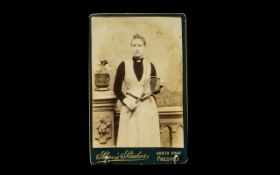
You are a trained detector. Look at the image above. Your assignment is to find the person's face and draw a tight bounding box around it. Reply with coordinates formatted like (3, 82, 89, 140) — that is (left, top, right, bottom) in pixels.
(131, 38, 145, 57)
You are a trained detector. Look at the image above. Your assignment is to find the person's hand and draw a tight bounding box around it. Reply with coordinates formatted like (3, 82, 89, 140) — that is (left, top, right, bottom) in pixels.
(123, 98, 137, 111)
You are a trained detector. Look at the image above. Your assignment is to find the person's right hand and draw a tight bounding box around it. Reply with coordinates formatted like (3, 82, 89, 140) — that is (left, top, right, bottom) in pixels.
(123, 98, 137, 111)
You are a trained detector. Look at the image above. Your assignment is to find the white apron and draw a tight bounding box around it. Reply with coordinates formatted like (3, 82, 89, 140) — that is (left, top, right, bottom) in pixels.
(116, 58, 161, 147)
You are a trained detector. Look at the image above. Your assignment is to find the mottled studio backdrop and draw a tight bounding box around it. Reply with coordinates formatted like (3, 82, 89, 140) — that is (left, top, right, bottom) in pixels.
(91, 16, 183, 107)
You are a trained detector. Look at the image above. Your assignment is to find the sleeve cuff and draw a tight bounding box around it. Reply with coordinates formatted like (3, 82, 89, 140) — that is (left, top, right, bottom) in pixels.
(120, 95, 127, 105)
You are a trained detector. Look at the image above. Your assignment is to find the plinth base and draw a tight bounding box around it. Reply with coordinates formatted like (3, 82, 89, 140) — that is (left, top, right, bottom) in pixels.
(92, 90, 117, 147)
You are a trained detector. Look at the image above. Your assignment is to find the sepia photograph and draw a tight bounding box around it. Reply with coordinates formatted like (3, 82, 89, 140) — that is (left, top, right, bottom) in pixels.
(89, 13, 187, 164)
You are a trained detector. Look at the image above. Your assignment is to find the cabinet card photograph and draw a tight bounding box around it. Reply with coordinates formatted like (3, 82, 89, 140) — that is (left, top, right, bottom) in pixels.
(89, 13, 187, 165)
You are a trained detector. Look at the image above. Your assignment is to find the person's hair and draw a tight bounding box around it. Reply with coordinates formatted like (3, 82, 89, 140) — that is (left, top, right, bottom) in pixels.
(131, 34, 146, 46)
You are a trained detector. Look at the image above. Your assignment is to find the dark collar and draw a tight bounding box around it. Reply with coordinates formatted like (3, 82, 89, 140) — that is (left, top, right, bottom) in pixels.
(132, 56, 144, 63)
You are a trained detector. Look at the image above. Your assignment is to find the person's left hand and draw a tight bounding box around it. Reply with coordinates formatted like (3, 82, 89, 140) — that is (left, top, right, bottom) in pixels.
(123, 97, 137, 111)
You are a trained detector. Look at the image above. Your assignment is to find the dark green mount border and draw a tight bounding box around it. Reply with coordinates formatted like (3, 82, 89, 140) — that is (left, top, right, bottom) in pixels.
(89, 13, 188, 165)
